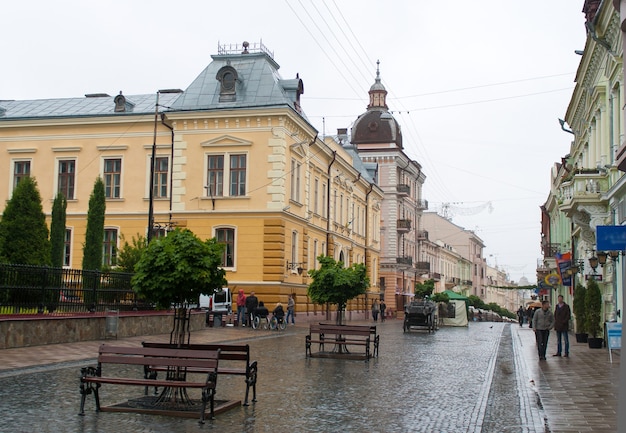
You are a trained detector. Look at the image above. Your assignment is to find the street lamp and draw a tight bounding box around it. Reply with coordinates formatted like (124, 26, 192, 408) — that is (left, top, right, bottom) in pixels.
(147, 89, 182, 243)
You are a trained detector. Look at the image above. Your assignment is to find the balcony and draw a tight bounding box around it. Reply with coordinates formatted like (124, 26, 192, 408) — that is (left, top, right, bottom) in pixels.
(397, 219, 411, 233)
(396, 184, 410, 196)
(396, 256, 413, 266)
(416, 199, 428, 211)
(541, 243, 560, 258)
(417, 230, 428, 240)
(461, 280, 472, 286)
(415, 261, 430, 272)
(558, 169, 608, 215)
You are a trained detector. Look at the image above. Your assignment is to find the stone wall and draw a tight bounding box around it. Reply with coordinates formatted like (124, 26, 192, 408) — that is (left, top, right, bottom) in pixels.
(0, 310, 209, 349)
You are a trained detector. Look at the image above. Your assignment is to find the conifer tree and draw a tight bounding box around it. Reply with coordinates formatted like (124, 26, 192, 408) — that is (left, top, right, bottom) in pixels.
(50, 192, 67, 268)
(82, 177, 106, 271)
(0, 177, 50, 265)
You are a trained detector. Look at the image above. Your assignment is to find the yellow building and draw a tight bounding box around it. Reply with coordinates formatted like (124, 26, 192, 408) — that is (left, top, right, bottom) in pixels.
(0, 42, 383, 318)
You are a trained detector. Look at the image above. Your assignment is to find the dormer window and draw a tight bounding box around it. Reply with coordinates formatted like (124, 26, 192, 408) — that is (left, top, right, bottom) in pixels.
(216, 66, 238, 102)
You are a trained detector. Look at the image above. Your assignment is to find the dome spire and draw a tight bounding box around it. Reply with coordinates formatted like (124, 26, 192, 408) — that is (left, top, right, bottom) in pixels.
(368, 59, 388, 110)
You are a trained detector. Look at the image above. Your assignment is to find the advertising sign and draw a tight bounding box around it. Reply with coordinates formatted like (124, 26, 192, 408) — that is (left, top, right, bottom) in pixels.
(596, 226, 626, 251)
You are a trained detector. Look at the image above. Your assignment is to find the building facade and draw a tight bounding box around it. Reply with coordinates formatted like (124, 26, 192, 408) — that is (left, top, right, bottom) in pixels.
(350, 64, 428, 314)
(0, 42, 383, 316)
(541, 1, 624, 325)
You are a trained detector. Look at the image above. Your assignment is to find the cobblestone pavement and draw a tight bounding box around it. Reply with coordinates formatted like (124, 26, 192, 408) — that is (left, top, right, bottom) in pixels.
(0, 319, 619, 432)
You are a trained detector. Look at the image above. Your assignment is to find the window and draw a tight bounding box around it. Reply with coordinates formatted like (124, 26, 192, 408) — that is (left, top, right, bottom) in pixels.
(58, 160, 75, 199)
(103, 229, 118, 267)
(322, 183, 327, 218)
(290, 159, 301, 202)
(291, 231, 298, 268)
(230, 155, 246, 196)
(104, 158, 121, 199)
(207, 155, 224, 197)
(216, 227, 235, 267)
(13, 160, 30, 190)
(64, 229, 72, 267)
(313, 178, 319, 214)
(154, 157, 169, 198)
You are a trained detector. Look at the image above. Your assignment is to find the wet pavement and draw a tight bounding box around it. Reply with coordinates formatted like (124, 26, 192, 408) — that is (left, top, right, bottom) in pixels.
(0, 319, 619, 432)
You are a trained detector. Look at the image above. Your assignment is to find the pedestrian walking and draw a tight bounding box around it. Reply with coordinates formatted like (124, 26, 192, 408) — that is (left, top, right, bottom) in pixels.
(380, 300, 386, 322)
(532, 300, 554, 361)
(236, 289, 246, 327)
(553, 295, 571, 357)
(517, 306, 525, 327)
(286, 293, 295, 325)
(527, 307, 534, 328)
(372, 299, 380, 322)
(245, 291, 258, 327)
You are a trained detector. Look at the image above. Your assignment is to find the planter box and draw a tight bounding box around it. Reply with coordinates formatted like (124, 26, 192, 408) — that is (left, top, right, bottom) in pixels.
(575, 333, 588, 343)
(588, 337, 604, 349)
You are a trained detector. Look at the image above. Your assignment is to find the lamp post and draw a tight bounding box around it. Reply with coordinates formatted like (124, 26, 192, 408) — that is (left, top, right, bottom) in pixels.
(147, 89, 182, 243)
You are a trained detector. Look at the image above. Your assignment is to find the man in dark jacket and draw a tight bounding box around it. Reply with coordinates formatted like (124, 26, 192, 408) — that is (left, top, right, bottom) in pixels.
(244, 291, 258, 327)
(553, 295, 571, 357)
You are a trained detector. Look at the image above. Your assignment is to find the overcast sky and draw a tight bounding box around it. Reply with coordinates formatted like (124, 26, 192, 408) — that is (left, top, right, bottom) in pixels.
(2, 0, 588, 283)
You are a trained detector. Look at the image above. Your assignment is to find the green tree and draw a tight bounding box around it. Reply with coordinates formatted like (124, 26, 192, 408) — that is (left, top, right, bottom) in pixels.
(585, 278, 602, 338)
(132, 228, 227, 309)
(0, 177, 51, 265)
(50, 192, 67, 268)
(116, 233, 147, 273)
(82, 177, 105, 271)
(414, 279, 435, 299)
(467, 295, 486, 310)
(307, 255, 369, 325)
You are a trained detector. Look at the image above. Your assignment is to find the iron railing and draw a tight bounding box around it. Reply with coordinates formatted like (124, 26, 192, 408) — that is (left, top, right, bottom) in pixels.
(0, 264, 151, 315)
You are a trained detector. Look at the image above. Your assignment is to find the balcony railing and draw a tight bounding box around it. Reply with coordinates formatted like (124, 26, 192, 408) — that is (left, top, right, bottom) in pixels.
(417, 230, 428, 240)
(541, 243, 560, 258)
(396, 184, 410, 196)
(397, 219, 411, 232)
(415, 261, 430, 272)
(396, 256, 413, 266)
(558, 169, 607, 213)
(416, 199, 428, 210)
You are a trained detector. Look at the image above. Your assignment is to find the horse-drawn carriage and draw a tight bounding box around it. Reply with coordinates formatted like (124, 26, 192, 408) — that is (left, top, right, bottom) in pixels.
(403, 299, 437, 333)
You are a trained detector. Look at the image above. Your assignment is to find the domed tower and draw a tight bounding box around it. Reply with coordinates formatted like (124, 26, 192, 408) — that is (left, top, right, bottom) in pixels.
(351, 61, 403, 149)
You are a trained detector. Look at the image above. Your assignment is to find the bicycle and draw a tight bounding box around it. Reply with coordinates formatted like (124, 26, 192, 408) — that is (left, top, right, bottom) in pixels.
(252, 314, 270, 330)
(269, 315, 287, 331)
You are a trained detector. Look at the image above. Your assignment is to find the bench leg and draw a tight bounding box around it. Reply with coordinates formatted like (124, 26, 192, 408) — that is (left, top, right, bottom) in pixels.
(244, 363, 258, 405)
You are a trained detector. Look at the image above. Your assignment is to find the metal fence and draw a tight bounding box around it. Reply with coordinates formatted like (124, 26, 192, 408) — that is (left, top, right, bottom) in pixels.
(0, 264, 151, 315)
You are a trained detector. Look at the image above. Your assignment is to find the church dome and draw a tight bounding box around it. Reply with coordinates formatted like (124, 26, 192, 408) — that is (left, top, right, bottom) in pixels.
(351, 61, 402, 148)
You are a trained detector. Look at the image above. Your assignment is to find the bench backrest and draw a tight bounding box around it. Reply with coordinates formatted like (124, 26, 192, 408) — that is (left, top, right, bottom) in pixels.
(310, 324, 375, 337)
(142, 342, 249, 363)
(98, 344, 220, 371)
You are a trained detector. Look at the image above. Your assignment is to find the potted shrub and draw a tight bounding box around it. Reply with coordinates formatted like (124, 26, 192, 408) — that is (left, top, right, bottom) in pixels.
(585, 277, 603, 349)
(573, 283, 588, 343)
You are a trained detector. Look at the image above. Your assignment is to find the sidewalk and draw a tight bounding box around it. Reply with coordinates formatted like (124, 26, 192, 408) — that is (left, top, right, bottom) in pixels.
(512, 324, 619, 433)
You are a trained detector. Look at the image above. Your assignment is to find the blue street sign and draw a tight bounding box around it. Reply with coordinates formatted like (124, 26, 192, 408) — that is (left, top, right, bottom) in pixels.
(596, 226, 626, 251)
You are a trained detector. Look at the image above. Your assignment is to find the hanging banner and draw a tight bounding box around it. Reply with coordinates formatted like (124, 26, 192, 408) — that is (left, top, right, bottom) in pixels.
(555, 252, 572, 288)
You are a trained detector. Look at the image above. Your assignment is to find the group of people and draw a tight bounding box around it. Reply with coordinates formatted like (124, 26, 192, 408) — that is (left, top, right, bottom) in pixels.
(517, 295, 571, 361)
(235, 290, 296, 327)
(371, 299, 387, 322)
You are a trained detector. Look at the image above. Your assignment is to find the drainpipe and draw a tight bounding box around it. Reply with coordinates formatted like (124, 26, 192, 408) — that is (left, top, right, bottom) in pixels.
(365, 181, 374, 290)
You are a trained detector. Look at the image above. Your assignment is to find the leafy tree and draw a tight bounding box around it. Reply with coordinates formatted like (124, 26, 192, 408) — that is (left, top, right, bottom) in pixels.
(307, 255, 369, 325)
(0, 177, 51, 265)
(50, 192, 67, 268)
(82, 177, 106, 271)
(585, 278, 602, 338)
(414, 279, 435, 299)
(132, 228, 227, 309)
(430, 292, 449, 303)
(467, 295, 486, 310)
(116, 233, 147, 273)
(572, 283, 587, 334)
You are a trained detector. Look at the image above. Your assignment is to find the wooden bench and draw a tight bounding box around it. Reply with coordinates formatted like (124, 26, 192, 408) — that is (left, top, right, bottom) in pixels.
(142, 342, 257, 406)
(79, 344, 220, 422)
(306, 323, 379, 360)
